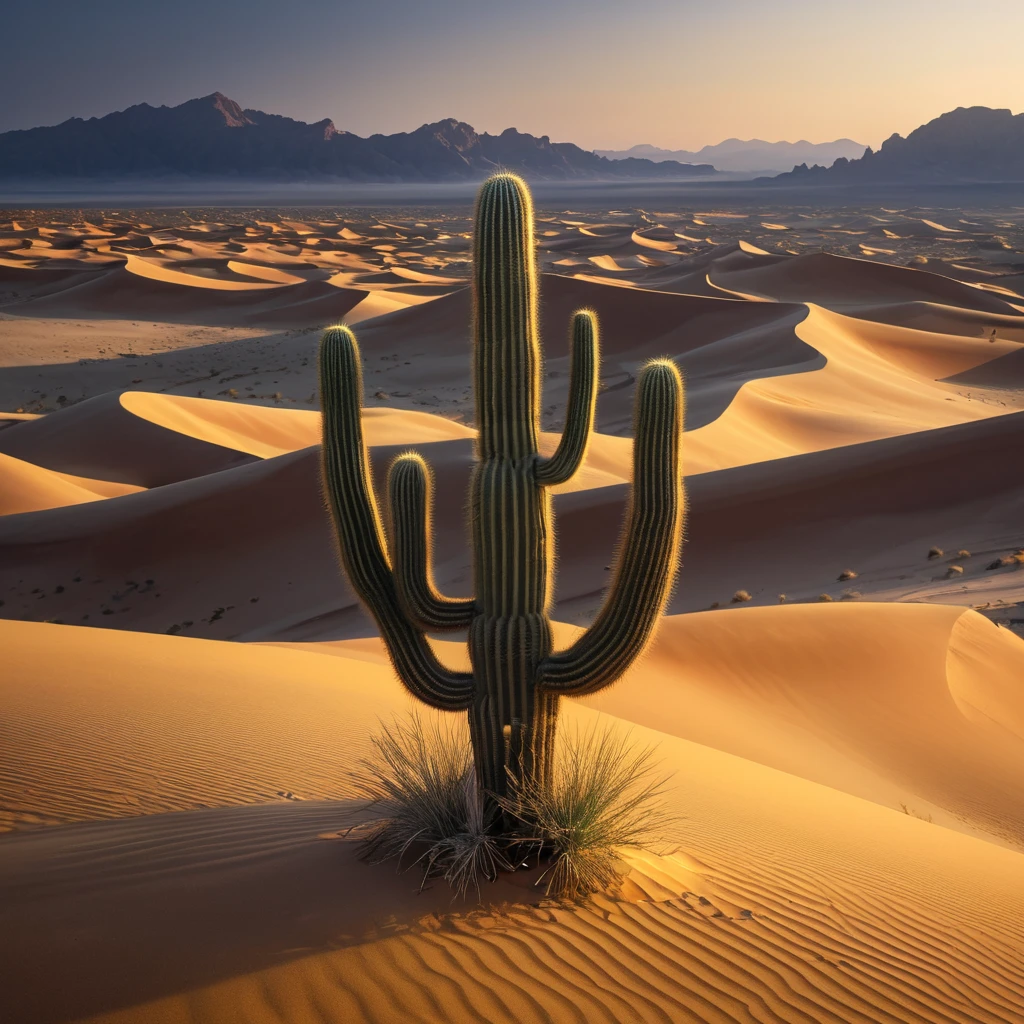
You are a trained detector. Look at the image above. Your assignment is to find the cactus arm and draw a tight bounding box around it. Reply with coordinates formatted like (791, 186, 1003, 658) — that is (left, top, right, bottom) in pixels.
(319, 326, 473, 710)
(387, 452, 476, 631)
(536, 310, 598, 487)
(540, 359, 684, 696)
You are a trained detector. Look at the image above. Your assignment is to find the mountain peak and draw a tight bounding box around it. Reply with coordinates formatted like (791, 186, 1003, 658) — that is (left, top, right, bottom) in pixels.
(203, 92, 252, 128)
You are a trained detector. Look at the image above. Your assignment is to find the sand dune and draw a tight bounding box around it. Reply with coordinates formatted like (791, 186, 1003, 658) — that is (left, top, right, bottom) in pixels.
(708, 250, 1023, 316)
(3, 204, 1024, 1023)
(0, 391, 259, 486)
(3, 400, 1024, 637)
(0, 451, 142, 515)
(3, 617, 1024, 1022)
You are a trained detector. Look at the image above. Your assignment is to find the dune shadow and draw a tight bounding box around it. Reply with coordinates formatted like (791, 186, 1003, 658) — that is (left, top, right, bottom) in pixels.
(0, 800, 544, 1024)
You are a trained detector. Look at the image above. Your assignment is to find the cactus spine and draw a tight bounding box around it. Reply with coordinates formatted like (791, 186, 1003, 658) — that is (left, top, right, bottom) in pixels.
(319, 172, 685, 815)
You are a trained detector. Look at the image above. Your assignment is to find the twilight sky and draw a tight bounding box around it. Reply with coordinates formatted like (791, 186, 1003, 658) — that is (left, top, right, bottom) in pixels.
(2, 0, 1022, 150)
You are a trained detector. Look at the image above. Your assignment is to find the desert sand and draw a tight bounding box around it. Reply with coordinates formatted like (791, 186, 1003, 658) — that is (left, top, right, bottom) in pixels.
(2, 201, 1024, 1022)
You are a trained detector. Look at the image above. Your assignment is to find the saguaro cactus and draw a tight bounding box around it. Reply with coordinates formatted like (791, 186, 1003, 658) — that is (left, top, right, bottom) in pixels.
(319, 172, 684, 813)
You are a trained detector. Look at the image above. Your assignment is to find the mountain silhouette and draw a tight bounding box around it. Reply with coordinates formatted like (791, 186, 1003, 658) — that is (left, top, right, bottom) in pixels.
(0, 93, 716, 182)
(774, 107, 1024, 183)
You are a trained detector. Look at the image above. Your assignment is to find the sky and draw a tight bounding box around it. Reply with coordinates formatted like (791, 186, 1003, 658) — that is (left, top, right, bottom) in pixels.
(2, 0, 1022, 151)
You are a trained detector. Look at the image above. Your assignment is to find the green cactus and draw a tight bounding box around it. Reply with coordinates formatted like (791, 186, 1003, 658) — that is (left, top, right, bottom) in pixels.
(319, 172, 685, 816)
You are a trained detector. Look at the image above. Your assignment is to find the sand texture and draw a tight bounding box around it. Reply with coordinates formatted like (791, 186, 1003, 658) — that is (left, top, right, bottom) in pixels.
(2, 202, 1024, 1022)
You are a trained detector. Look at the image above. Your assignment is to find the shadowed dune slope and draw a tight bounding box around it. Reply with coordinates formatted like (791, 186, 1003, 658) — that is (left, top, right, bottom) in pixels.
(2, 407, 1024, 635)
(708, 250, 1024, 315)
(0, 391, 259, 486)
(5, 260, 373, 326)
(2, 618, 1024, 1023)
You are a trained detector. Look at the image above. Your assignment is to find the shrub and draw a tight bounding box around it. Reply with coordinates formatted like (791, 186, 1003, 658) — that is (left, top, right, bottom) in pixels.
(955, 549, 971, 559)
(731, 590, 752, 603)
(946, 565, 964, 578)
(778, 594, 787, 603)
(986, 553, 1024, 570)
(818, 593, 834, 602)
(347, 713, 511, 898)
(837, 569, 858, 581)
(928, 547, 944, 560)
(347, 714, 674, 901)
(500, 725, 675, 900)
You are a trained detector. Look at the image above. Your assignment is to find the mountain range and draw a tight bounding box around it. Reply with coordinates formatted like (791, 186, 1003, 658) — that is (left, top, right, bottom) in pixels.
(774, 107, 1024, 183)
(0, 93, 715, 182)
(595, 138, 867, 175)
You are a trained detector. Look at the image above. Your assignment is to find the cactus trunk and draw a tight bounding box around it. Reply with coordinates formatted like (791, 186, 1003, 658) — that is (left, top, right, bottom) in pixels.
(319, 171, 685, 832)
(468, 174, 555, 800)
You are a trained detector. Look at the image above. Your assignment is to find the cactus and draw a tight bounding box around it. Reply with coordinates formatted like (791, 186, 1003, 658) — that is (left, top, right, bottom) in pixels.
(319, 172, 685, 817)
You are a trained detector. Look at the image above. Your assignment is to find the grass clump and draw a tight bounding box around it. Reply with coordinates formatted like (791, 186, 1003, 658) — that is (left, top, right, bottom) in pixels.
(837, 569, 858, 581)
(348, 713, 511, 898)
(731, 589, 752, 603)
(348, 713, 673, 901)
(818, 593, 834, 602)
(500, 726, 675, 900)
(928, 547, 944, 560)
(986, 551, 1024, 571)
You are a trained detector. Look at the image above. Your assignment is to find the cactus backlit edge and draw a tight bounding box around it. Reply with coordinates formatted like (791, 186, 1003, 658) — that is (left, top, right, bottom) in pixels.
(319, 173, 685, 814)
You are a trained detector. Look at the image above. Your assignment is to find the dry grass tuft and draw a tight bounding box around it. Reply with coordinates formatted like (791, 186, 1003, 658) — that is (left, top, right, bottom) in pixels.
(501, 726, 676, 901)
(837, 569, 858, 581)
(840, 590, 862, 600)
(986, 552, 1024, 571)
(818, 593, 834, 602)
(731, 590, 752, 603)
(946, 565, 964, 578)
(778, 594, 787, 603)
(349, 714, 674, 901)
(347, 713, 511, 898)
(928, 547, 944, 560)
(955, 549, 971, 559)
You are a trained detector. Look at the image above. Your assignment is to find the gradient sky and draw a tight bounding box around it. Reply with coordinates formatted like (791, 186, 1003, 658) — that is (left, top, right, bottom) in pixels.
(3, 0, 1022, 150)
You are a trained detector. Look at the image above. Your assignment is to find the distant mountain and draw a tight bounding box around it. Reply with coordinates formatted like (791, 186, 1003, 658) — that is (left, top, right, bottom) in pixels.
(773, 107, 1024, 183)
(595, 138, 866, 175)
(0, 93, 716, 182)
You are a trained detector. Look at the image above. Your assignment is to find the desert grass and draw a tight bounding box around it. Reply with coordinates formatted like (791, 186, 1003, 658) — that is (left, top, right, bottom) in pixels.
(348, 714, 674, 901)
(986, 551, 1024, 570)
(731, 590, 752, 603)
(501, 726, 676, 900)
(347, 713, 512, 898)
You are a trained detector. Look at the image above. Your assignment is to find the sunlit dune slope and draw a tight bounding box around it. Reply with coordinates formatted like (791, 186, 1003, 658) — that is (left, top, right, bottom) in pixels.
(2, 618, 1024, 1023)
(0, 451, 141, 514)
(2, 259, 437, 327)
(0, 393, 474, 487)
(686, 302, 1018, 470)
(586, 603, 1024, 850)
